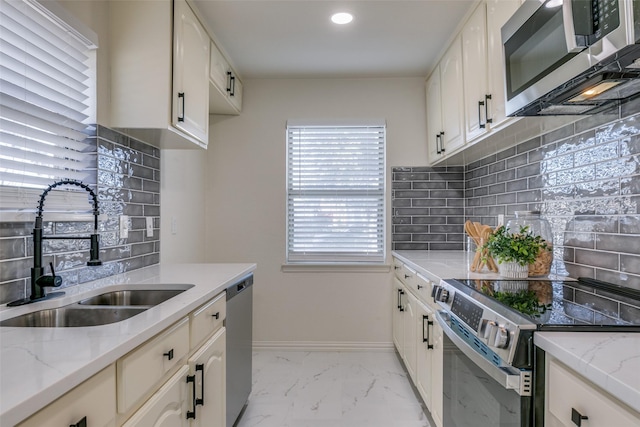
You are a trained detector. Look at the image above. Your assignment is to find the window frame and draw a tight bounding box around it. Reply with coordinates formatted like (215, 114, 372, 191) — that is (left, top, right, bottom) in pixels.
(285, 119, 387, 265)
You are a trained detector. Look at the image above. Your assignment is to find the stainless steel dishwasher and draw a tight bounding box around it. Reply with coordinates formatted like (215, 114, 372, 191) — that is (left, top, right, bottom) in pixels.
(226, 273, 253, 427)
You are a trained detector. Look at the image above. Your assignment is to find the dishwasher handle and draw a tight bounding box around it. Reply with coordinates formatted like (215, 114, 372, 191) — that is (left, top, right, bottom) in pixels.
(226, 274, 254, 300)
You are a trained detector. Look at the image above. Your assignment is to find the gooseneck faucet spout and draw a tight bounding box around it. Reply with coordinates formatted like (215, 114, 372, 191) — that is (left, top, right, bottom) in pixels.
(7, 180, 102, 307)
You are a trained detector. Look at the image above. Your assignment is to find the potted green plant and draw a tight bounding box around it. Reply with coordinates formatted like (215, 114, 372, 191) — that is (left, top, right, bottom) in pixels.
(482, 225, 550, 278)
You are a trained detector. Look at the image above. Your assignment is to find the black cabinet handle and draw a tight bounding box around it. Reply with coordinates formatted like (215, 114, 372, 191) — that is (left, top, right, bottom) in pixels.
(422, 315, 434, 349)
(212, 312, 220, 319)
(186, 374, 197, 419)
(485, 94, 492, 124)
(394, 265, 400, 270)
(230, 75, 236, 97)
(195, 363, 205, 406)
(571, 408, 588, 426)
(70, 416, 86, 427)
(478, 100, 486, 129)
(417, 284, 423, 290)
(404, 274, 410, 279)
(177, 92, 185, 122)
(226, 71, 232, 92)
(163, 349, 174, 360)
(435, 133, 442, 154)
(439, 132, 445, 153)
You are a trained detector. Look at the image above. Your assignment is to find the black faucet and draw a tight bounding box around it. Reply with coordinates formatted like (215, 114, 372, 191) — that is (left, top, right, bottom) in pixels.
(7, 180, 102, 307)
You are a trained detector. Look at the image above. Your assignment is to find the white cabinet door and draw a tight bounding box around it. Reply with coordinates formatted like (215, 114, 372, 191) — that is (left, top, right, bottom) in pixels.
(415, 302, 433, 409)
(17, 365, 116, 427)
(403, 290, 418, 382)
(173, 0, 210, 144)
(462, 3, 489, 142)
(392, 278, 405, 355)
(439, 36, 465, 155)
(426, 70, 443, 164)
(546, 358, 640, 427)
(430, 318, 444, 427)
(486, 0, 519, 129)
(189, 328, 226, 427)
(209, 41, 230, 95)
(122, 366, 190, 427)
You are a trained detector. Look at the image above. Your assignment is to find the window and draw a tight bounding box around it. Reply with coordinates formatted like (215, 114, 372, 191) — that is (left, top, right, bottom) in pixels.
(0, 0, 98, 217)
(286, 120, 386, 263)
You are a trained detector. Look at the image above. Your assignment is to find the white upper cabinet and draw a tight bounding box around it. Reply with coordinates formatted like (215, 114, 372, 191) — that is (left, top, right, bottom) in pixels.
(485, 0, 520, 129)
(463, 0, 519, 143)
(173, 0, 210, 143)
(462, 4, 489, 142)
(427, 36, 465, 163)
(109, 0, 242, 148)
(426, 0, 521, 165)
(209, 41, 243, 115)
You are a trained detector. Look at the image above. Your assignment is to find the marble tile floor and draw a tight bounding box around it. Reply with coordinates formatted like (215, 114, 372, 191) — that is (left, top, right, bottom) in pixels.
(235, 350, 433, 427)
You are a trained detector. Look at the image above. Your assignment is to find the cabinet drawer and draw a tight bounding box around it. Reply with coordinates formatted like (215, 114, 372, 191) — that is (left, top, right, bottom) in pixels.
(547, 359, 640, 427)
(190, 291, 226, 349)
(18, 365, 116, 427)
(117, 317, 190, 413)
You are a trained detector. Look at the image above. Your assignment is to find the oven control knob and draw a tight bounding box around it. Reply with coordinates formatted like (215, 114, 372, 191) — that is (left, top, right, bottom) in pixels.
(438, 289, 450, 303)
(494, 326, 510, 349)
(484, 321, 498, 342)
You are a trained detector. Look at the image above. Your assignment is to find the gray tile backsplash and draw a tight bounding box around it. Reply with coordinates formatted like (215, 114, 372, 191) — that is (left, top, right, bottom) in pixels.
(0, 126, 160, 305)
(393, 100, 640, 290)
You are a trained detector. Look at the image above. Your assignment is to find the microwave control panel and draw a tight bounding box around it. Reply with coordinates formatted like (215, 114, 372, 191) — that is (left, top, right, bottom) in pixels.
(591, 0, 620, 41)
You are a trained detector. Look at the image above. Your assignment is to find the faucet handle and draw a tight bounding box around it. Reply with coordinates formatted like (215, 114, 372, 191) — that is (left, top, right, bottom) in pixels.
(36, 262, 63, 288)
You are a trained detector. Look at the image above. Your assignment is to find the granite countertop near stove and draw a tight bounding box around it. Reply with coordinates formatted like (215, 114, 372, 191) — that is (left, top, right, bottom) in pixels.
(392, 250, 640, 414)
(0, 262, 256, 426)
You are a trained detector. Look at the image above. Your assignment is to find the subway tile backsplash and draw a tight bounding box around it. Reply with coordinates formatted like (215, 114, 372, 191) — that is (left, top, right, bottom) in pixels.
(393, 100, 640, 290)
(0, 126, 160, 305)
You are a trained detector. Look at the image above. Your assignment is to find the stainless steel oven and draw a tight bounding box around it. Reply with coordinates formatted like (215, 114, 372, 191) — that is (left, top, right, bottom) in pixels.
(432, 277, 640, 427)
(438, 310, 533, 427)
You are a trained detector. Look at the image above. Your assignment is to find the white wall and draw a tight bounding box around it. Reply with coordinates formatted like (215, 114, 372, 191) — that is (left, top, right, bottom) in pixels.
(205, 78, 428, 348)
(160, 150, 208, 263)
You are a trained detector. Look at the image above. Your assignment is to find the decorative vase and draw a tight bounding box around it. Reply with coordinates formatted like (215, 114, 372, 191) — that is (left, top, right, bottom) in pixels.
(498, 261, 529, 279)
(506, 211, 553, 276)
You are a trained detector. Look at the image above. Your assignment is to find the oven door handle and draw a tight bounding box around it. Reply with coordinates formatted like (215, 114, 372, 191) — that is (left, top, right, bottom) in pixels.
(435, 310, 532, 396)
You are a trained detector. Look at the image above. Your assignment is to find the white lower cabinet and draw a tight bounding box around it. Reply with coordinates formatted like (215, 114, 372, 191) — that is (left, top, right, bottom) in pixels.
(122, 366, 190, 427)
(546, 357, 640, 427)
(415, 301, 444, 427)
(16, 291, 228, 427)
(17, 365, 116, 427)
(403, 290, 418, 382)
(392, 258, 444, 427)
(188, 327, 226, 427)
(392, 278, 405, 354)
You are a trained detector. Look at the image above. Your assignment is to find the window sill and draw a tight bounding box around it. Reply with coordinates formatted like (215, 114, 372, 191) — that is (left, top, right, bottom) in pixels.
(281, 263, 391, 273)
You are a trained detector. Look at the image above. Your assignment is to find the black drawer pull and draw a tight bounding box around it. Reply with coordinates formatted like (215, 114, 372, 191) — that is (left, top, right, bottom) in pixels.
(163, 349, 174, 360)
(571, 408, 588, 426)
(70, 416, 86, 427)
(212, 312, 220, 319)
(186, 374, 197, 419)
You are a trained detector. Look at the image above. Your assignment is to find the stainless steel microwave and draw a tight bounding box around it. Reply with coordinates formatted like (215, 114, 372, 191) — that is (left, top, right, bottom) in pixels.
(502, 0, 640, 116)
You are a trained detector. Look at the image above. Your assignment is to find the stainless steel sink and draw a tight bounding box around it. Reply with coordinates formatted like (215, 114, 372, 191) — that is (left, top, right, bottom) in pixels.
(78, 289, 186, 306)
(1, 285, 193, 327)
(0, 306, 148, 327)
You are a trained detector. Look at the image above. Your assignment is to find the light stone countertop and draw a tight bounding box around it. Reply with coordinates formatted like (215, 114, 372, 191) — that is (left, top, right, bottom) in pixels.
(0, 262, 256, 427)
(392, 250, 640, 414)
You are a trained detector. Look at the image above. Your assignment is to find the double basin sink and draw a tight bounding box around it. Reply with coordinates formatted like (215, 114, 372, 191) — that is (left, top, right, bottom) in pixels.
(0, 286, 193, 328)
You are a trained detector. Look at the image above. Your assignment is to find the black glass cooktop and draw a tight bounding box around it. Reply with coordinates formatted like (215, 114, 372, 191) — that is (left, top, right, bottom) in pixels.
(451, 277, 640, 331)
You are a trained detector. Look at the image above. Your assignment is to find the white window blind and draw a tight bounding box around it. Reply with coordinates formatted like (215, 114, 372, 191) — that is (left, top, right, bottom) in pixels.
(287, 122, 386, 263)
(0, 0, 98, 217)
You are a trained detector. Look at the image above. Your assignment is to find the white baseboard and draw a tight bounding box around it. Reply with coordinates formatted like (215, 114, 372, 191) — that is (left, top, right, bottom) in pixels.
(253, 341, 394, 352)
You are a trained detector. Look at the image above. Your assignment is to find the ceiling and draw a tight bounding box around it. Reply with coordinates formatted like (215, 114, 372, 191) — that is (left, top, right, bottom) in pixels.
(191, 0, 478, 79)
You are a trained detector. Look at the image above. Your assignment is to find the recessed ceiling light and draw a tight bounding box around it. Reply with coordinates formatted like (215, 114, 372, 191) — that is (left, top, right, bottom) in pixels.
(331, 12, 353, 25)
(545, 0, 563, 8)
